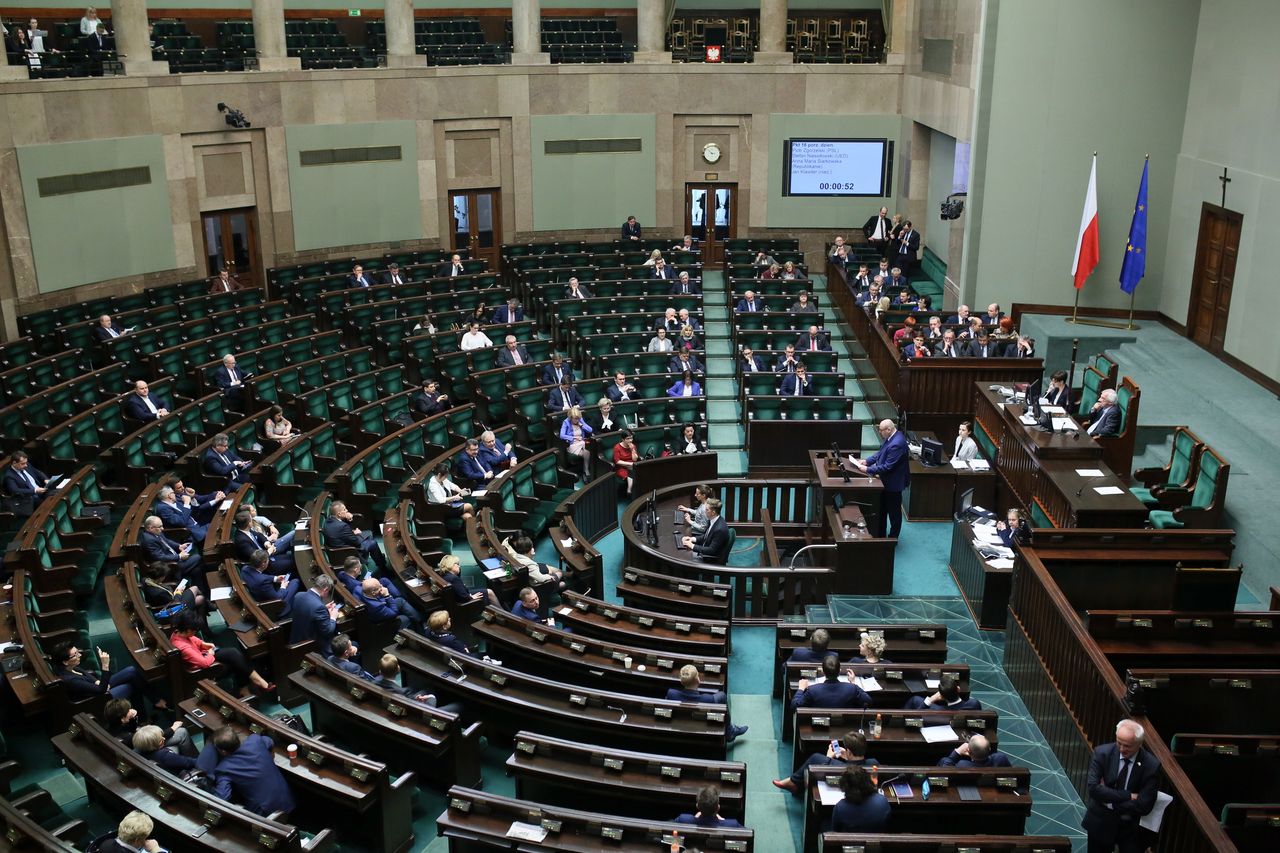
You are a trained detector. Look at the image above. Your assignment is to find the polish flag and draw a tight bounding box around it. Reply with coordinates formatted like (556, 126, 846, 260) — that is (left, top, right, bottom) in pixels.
(1072, 154, 1100, 290)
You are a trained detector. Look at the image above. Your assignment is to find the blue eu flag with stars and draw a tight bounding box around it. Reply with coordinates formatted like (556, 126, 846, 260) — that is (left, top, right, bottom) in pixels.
(1119, 158, 1149, 295)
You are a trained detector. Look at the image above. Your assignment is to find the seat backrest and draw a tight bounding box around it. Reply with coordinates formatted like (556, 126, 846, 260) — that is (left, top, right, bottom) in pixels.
(1169, 428, 1200, 486)
(1190, 450, 1222, 509)
(1077, 367, 1105, 415)
(1115, 383, 1134, 432)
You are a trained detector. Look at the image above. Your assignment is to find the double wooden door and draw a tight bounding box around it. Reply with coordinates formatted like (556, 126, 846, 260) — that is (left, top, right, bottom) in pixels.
(1186, 203, 1241, 354)
(684, 183, 737, 264)
(450, 189, 501, 272)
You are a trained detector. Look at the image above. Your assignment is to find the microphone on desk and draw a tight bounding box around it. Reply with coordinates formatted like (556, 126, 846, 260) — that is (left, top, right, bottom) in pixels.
(857, 706, 867, 736)
(447, 658, 468, 682)
(877, 775, 903, 796)
(1076, 476, 1103, 498)
(606, 705, 628, 723)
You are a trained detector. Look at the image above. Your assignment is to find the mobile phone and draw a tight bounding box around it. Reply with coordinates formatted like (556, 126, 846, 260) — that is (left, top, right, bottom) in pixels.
(192, 708, 206, 718)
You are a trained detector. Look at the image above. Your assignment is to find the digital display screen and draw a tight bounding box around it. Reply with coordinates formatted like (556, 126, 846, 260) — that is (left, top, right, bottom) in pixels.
(783, 138, 893, 197)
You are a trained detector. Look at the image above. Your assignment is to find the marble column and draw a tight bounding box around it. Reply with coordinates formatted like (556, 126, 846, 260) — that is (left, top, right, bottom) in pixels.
(384, 0, 419, 67)
(112, 0, 168, 76)
(633, 0, 671, 64)
(251, 0, 300, 71)
(756, 0, 793, 64)
(510, 0, 550, 65)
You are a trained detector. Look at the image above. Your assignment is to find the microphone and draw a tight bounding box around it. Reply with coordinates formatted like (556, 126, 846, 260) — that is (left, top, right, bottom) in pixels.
(447, 658, 467, 682)
(877, 775, 903, 796)
(606, 705, 628, 723)
(857, 706, 867, 735)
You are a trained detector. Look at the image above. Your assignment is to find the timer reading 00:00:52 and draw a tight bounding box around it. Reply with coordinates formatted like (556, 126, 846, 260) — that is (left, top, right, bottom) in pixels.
(818, 182, 858, 190)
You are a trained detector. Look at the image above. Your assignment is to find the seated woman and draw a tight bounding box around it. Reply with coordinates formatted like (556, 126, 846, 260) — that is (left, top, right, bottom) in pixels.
(434, 553, 500, 607)
(593, 398, 618, 433)
(426, 462, 474, 521)
(954, 420, 979, 462)
(996, 507, 1024, 547)
(132, 724, 198, 775)
(141, 561, 208, 631)
(673, 422, 702, 455)
(676, 324, 700, 351)
(169, 610, 274, 699)
(851, 631, 890, 665)
(759, 262, 782, 280)
(648, 326, 674, 353)
(642, 248, 663, 267)
(412, 313, 437, 336)
(781, 260, 803, 280)
(830, 766, 891, 833)
(612, 431, 637, 496)
(558, 406, 594, 478)
(262, 405, 298, 444)
(425, 609, 474, 655)
(502, 533, 566, 591)
(677, 484, 713, 535)
(667, 370, 703, 398)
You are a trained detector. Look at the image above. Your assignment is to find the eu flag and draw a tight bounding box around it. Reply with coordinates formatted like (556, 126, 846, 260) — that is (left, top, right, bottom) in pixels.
(1119, 158, 1149, 295)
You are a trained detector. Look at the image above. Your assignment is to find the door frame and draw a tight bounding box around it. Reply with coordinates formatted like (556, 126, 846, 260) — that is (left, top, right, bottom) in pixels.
(449, 188, 502, 272)
(684, 182, 738, 265)
(1186, 202, 1242, 355)
(200, 207, 262, 289)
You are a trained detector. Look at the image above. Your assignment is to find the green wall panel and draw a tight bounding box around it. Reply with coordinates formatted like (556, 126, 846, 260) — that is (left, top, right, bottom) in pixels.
(530, 114, 656, 232)
(285, 121, 422, 252)
(766, 113, 901, 229)
(17, 135, 177, 294)
(926, 129, 957, 265)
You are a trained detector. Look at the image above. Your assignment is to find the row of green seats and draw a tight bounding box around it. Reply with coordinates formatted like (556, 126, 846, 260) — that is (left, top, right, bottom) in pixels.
(0, 349, 90, 404)
(490, 448, 578, 538)
(150, 313, 314, 398)
(99, 394, 230, 494)
(246, 347, 375, 410)
(18, 276, 210, 340)
(294, 366, 409, 429)
(0, 363, 128, 452)
(56, 289, 263, 353)
(745, 395, 855, 421)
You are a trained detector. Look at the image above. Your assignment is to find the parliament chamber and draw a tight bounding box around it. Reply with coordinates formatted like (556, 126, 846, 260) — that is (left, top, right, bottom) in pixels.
(2, 2, 1278, 852)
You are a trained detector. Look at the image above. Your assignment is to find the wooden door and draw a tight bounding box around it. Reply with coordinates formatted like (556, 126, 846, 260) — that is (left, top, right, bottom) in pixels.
(1186, 203, 1241, 354)
(201, 208, 261, 288)
(450, 189, 502, 272)
(685, 183, 737, 265)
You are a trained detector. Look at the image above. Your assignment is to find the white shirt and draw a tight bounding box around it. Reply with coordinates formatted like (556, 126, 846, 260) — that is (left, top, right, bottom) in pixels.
(104, 326, 120, 338)
(679, 384, 694, 397)
(460, 331, 493, 351)
(140, 394, 159, 414)
(427, 477, 462, 504)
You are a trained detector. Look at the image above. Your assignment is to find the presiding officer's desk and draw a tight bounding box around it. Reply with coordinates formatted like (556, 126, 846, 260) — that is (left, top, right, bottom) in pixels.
(803, 765, 1032, 853)
(904, 430, 997, 522)
(972, 384, 1147, 527)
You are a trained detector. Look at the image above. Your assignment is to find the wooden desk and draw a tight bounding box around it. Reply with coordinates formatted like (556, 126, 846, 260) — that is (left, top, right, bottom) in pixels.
(631, 450, 718, 497)
(794, 708, 1000, 769)
(750, 421, 863, 471)
(823, 505, 895, 594)
(820, 834, 1071, 853)
(1086, 610, 1280, 671)
(972, 385, 1146, 528)
(774, 624, 950, 699)
(617, 565, 733, 620)
(803, 765, 1031, 853)
(782, 664, 972, 740)
(948, 519, 1013, 629)
(810, 449, 883, 531)
(905, 433, 997, 522)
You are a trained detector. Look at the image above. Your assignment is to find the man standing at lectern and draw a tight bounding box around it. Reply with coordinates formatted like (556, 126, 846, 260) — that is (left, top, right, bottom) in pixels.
(854, 419, 910, 540)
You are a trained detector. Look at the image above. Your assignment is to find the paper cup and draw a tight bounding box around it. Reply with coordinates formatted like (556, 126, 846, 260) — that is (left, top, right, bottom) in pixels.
(287, 743, 298, 759)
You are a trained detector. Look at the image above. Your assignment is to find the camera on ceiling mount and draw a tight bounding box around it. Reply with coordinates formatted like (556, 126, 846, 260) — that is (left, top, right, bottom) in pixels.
(217, 102, 252, 129)
(940, 192, 967, 221)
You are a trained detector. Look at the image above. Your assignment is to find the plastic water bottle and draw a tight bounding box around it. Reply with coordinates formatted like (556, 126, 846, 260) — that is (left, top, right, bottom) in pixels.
(874, 713, 883, 739)
(669, 830, 681, 852)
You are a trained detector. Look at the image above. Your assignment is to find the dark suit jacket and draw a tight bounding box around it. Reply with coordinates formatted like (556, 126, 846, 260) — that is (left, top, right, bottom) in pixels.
(140, 530, 186, 564)
(605, 383, 634, 403)
(322, 516, 361, 550)
(669, 355, 704, 374)
(792, 678, 872, 710)
(895, 229, 921, 259)
(795, 333, 832, 352)
(669, 279, 700, 295)
(209, 275, 244, 294)
(939, 749, 1013, 768)
(441, 262, 466, 277)
(545, 387, 584, 412)
(382, 271, 407, 285)
(156, 500, 202, 538)
(203, 447, 247, 481)
(496, 345, 531, 367)
(81, 33, 108, 52)
(693, 516, 731, 564)
(288, 590, 336, 655)
(735, 299, 761, 312)
(123, 392, 167, 422)
(540, 364, 574, 386)
(55, 665, 112, 701)
(411, 390, 448, 418)
(652, 265, 676, 280)
(490, 306, 524, 324)
(94, 324, 122, 341)
(1082, 744, 1161, 845)
(739, 356, 766, 373)
(780, 373, 813, 396)
(429, 628, 472, 655)
(902, 344, 932, 360)
(934, 341, 962, 358)
(664, 687, 721, 704)
(234, 528, 272, 564)
(212, 364, 246, 393)
(198, 734, 296, 816)
(863, 214, 891, 240)
(1045, 385, 1072, 409)
(1087, 405, 1121, 437)
(866, 430, 911, 492)
(621, 221, 641, 240)
(3, 464, 49, 497)
(347, 273, 373, 288)
(455, 453, 494, 486)
(565, 285, 592, 299)
(964, 341, 1002, 358)
(240, 564, 287, 602)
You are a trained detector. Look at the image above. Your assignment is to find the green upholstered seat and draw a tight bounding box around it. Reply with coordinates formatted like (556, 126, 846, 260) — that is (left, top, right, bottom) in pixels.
(1130, 429, 1198, 507)
(1150, 450, 1222, 529)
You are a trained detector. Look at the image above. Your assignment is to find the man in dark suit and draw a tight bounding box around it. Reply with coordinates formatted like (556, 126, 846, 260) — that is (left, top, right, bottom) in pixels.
(1085, 388, 1121, 437)
(212, 353, 247, 407)
(796, 325, 832, 353)
(202, 433, 251, 490)
(670, 271, 699, 295)
(239, 549, 301, 615)
(964, 331, 1002, 359)
(894, 222, 920, 272)
(666, 665, 749, 742)
(411, 378, 449, 418)
(123, 380, 170, 422)
(934, 330, 962, 358)
(289, 575, 338, 656)
(323, 499, 388, 574)
(1045, 370, 1072, 409)
(680, 498, 731, 564)
(854, 419, 911, 539)
(775, 344, 800, 374)
(565, 277, 592, 299)
(155, 485, 208, 544)
(346, 264, 373, 288)
(985, 303, 1004, 324)
(495, 334, 531, 367)
(620, 215, 641, 241)
(791, 655, 872, 710)
(862, 206, 892, 247)
(545, 378, 583, 413)
(441, 253, 465, 277)
(774, 731, 877, 795)
(81, 23, 107, 52)
(382, 263, 406, 285)
(886, 268, 909, 291)
(140, 515, 204, 589)
(669, 351, 704, 375)
(197, 728, 295, 817)
(209, 267, 245, 294)
(540, 354, 573, 386)
(233, 510, 294, 573)
(327, 634, 375, 682)
(788, 628, 831, 664)
(1082, 719, 1162, 853)
(654, 308, 681, 334)
(948, 305, 973, 326)
(735, 290, 761, 312)
(850, 264, 873, 293)
(1007, 335, 1036, 358)
(904, 674, 982, 710)
(167, 478, 223, 526)
(605, 372, 637, 403)
(938, 734, 1013, 768)
(780, 364, 813, 396)
(738, 347, 766, 373)
(95, 314, 126, 341)
(511, 587, 546, 622)
(2, 451, 50, 517)
(651, 258, 676, 280)
(456, 439, 494, 487)
(490, 298, 524, 325)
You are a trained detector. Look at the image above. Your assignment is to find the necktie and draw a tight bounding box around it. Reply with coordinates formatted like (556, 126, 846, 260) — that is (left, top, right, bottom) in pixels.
(21, 470, 37, 489)
(1119, 758, 1132, 789)
(108, 327, 119, 338)
(230, 368, 238, 383)
(513, 349, 522, 365)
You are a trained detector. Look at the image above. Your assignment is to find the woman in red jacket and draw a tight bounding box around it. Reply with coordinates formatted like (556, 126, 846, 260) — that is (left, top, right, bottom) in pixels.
(169, 611, 273, 698)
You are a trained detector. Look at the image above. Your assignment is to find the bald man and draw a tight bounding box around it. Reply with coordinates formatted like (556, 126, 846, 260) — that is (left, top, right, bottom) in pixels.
(854, 419, 911, 539)
(938, 734, 1012, 768)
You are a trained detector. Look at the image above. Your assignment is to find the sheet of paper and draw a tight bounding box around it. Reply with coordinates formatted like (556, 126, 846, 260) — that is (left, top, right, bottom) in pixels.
(1140, 791, 1174, 831)
(855, 676, 882, 692)
(405, 577, 423, 588)
(560, 538, 574, 548)
(505, 822, 548, 843)
(921, 725, 961, 743)
(470, 489, 487, 498)
(1076, 468, 1105, 477)
(949, 458, 969, 469)
(924, 679, 940, 689)
(987, 558, 1016, 569)
(210, 587, 233, 601)
(293, 544, 313, 552)
(1019, 414, 1038, 426)
(483, 568, 507, 580)
(219, 499, 234, 510)
(973, 526, 1002, 543)
(1052, 417, 1078, 431)
(494, 469, 508, 479)
(557, 607, 574, 617)
(816, 779, 844, 806)
(1094, 486, 1125, 496)
(1043, 405, 1067, 415)
(968, 460, 991, 471)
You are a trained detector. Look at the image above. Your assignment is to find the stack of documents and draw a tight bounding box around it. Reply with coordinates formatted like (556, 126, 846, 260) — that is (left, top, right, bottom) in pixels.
(921, 725, 961, 743)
